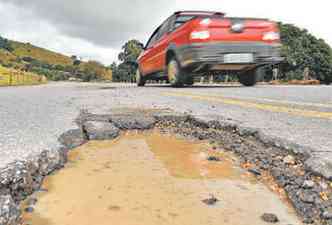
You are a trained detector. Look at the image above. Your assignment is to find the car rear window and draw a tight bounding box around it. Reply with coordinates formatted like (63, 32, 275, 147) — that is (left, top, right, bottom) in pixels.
(174, 14, 225, 29)
(174, 15, 195, 29)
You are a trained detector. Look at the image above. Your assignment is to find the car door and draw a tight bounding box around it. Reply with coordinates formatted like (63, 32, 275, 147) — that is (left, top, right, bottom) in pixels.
(138, 16, 174, 75)
(150, 16, 174, 72)
(138, 26, 161, 75)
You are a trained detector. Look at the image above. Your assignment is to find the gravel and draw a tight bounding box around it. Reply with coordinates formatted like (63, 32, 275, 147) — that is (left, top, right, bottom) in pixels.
(0, 195, 20, 225)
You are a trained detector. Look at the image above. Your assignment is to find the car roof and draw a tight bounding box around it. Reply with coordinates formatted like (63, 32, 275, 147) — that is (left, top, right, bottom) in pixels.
(174, 11, 225, 16)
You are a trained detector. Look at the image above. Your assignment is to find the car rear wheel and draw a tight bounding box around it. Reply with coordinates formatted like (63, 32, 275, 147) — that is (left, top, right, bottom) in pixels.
(238, 68, 258, 86)
(167, 59, 184, 87)
(136, 68, 146, 87)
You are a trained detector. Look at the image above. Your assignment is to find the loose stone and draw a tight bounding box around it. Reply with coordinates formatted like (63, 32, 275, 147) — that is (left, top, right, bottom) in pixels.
(207, 156, 221, 162)
(202, 195, 219, 205)
(261, 213, 279, 223)
(322, 210, 332, 220)
(248, 168, 262, 176)
(26, 197, 38, 206)
(24, 207, 34, 213)
(302, 180, 315, 189)
(299, 191, 315, 204)
(283, 155, 296, 165)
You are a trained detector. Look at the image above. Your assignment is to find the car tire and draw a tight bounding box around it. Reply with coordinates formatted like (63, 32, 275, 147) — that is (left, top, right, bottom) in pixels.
(238, 68, 258, 86)
(136, 68, 146, 87)
(167, 59, 184, 87)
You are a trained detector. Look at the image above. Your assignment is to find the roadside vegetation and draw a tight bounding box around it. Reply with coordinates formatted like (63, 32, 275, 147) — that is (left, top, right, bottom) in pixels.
(277, 23, 332, 84)
(0, 36, 112, 83)
(0, 65, 47, 86)
(110, 39, 144, 82)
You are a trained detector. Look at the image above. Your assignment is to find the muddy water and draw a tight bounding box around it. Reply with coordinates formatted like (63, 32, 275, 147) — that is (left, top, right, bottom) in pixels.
(22, 131, 302, 225)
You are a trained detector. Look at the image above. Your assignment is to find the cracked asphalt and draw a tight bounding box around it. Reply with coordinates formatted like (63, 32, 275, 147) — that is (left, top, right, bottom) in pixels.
(0, 82, 331, 169)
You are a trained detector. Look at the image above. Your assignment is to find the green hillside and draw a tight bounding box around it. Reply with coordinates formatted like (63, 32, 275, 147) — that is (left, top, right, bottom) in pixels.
(0, 36, 112, 82)
(10, 41, 73, 66)
(0, 49, 17, 65)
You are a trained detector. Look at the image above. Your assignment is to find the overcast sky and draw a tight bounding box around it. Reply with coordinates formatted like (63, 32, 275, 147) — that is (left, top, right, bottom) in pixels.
(0, 0, 331, 65)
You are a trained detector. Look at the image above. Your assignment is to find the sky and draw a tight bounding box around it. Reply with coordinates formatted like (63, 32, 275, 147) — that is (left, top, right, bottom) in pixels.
(0, 0, 331, 65)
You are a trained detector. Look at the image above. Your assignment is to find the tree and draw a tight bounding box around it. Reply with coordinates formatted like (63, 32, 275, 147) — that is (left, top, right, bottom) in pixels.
(0, 36, 13, 52)
(117, 39, 144, 81)
(71, 55, 81, 66)
(279, 23, 332, 84)
(109, 62, 117, 72)
(109, 62, 120, 82)
(118, 39, 144, 63)
(80, 60, 107, 82)
(73, 59, 81, 66)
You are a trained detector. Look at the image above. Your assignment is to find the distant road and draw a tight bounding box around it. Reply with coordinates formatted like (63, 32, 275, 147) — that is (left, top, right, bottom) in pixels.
(0, 82, 331, 169)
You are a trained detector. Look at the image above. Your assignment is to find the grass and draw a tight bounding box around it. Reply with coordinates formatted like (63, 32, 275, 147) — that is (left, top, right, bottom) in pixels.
(10, 41, 73, 66)
(0, 66, 47, 87)
(0, 49, 17, 64)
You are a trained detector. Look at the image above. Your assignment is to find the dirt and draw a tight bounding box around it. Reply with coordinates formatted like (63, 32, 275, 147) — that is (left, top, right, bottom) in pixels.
(21, 131, 302, 225)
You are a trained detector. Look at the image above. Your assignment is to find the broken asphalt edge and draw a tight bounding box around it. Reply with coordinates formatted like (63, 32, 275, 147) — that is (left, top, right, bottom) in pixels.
(0, 108, 330, 225)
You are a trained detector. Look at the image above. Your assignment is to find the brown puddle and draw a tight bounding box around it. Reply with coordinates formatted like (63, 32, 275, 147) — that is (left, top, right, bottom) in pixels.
(22, 131, 302, 225)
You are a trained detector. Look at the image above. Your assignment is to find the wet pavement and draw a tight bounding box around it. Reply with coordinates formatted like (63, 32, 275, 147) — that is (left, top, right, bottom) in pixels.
(22, 131, 302, 225)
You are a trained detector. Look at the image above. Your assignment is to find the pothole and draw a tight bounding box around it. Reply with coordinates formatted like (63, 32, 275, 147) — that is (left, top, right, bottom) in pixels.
(2, 109, 330, 225)
(21, 131, 302, 225)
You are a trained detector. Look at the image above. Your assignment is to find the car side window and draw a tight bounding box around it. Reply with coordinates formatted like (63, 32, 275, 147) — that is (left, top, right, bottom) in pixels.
(156, 17, 172, 40)
(145, 15, 190, 49)
(145, 27, 160, 49)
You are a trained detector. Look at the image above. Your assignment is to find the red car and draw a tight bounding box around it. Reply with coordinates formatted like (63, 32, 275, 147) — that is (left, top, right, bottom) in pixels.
(136, 11, 283, 87)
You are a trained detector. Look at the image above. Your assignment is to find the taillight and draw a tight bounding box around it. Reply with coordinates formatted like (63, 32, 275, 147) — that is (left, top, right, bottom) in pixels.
(262, 31, 280, 41)
(190, 30, 210, 40)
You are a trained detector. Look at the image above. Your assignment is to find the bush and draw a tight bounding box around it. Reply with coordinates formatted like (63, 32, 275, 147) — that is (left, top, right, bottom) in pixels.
(54, 64, 65, 71)
(279, 23, 332, 84)
(81, 73, 98, 82)
(0, 36, 13, 52)
(21, 56, 35, 62)
(52, 71, 68, 81)
(80, 60, 107, 81)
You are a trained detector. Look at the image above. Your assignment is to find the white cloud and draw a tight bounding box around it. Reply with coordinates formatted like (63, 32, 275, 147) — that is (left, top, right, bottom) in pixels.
(0, 2, 119, 65)
(0, 0, 173, 47)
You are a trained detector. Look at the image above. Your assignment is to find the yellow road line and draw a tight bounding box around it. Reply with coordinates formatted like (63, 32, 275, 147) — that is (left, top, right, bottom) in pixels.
(162, 92, 332, 120)
(164, 90, 332, 108)
(223, 96, 332, 109)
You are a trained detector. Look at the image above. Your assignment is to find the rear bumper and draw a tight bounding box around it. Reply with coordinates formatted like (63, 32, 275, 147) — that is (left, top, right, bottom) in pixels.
(175, 42, 283, 71)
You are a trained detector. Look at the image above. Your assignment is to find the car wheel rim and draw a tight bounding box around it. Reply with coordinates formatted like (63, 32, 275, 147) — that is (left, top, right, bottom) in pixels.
(168, 61, 178, 83)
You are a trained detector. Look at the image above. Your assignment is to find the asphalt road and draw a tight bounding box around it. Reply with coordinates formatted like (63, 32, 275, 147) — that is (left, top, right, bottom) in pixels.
(0, 82, 331, 169)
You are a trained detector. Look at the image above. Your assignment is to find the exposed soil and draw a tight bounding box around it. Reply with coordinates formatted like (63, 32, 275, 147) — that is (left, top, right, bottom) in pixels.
(21, 131, 301, 225)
